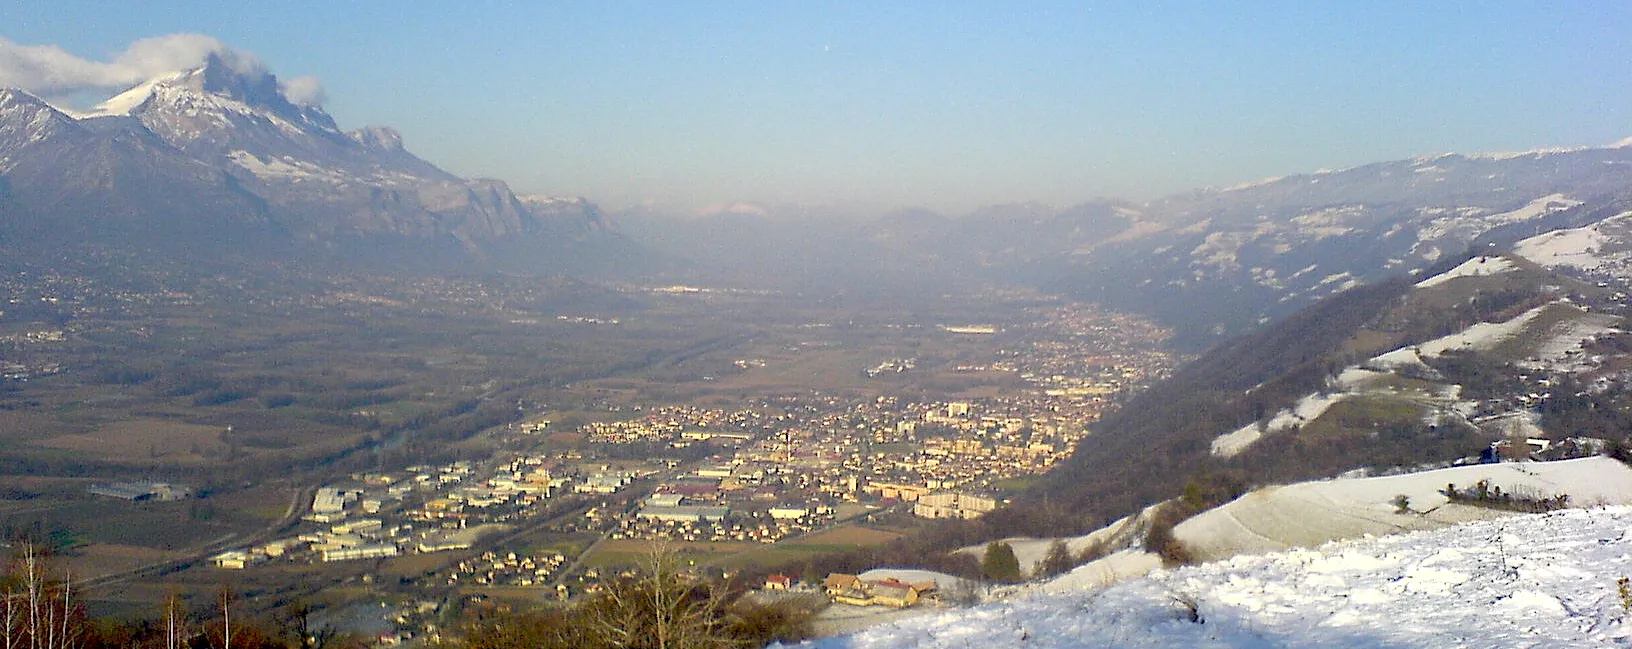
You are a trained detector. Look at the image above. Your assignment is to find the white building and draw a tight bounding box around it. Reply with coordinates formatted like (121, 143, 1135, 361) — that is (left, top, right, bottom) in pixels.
(321, 543, 399, 562)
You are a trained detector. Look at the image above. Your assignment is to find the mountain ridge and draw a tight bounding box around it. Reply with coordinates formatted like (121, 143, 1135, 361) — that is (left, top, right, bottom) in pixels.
(0, 58, 639, 275)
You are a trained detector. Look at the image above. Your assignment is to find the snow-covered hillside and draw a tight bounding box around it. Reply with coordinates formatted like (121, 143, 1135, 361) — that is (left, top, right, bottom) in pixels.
(802, 504, 1632, 648)
(1173, 457, 1632, 562)
(1514, 209, 1632, 280)
(1203, 253, 1623, 461)
(980, 458, 1632, 579)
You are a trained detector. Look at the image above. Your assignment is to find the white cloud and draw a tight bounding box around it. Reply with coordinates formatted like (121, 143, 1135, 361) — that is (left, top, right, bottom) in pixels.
(0, 34, 322, 106)
(279, 76, 327, 107)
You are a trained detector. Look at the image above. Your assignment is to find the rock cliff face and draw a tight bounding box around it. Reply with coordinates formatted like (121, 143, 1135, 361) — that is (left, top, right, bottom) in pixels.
(0, 55, 632, 272)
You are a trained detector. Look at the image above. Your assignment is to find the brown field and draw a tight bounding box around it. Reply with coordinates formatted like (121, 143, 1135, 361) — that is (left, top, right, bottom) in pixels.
(61, 543, 178, 580)
(379, 552, 460, 579)
(210, 485, 302, 522)
(0, 411, 94, 442)
(791, 525, 903, 546)
(586, 539, 763, 569)
(463, 585, 561, 604)
(594, 539, 763, 556)
(707, 524, 905, 571)
(33, 419, 227, 463)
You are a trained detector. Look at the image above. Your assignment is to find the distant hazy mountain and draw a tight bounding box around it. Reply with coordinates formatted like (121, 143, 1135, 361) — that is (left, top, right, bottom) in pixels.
(0, 53, 636, 274)
(1058, 143, 1632, 345)
(625, 141, 1632, 345)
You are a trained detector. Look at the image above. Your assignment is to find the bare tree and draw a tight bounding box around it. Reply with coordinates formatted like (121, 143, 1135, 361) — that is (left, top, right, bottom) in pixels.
(161, 589, 188, 649)
(216, 585, 235, 649)
(583, 544, 735, 649)
(0, 543, 84, 649)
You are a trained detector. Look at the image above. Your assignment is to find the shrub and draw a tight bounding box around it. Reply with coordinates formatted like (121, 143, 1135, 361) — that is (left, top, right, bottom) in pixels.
(1074, 538, 1111, 565)
(1036, 539, 1076, 579)
(1441, 480, 1570, 513)
(1143, 503, 1195, 567)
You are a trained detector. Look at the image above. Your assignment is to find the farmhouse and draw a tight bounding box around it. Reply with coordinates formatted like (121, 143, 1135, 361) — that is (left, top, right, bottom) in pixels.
(822, 573, 934, 608)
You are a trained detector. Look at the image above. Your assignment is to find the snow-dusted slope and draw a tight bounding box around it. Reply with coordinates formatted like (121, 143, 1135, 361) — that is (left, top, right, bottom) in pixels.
(1174, 456, 1632, 562)
(1413, 255, 1520, 288)
(1513, 209, 1632, 280)
(970, 458, 1632, 587)
(804, 504, 1632, 648)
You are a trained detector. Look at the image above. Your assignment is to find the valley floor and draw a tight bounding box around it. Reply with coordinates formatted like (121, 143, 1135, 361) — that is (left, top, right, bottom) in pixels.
(798, 504, 1632, 648)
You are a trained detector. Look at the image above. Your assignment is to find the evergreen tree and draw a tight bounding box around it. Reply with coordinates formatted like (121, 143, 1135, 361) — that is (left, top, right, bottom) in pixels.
(981, 541, 1022, 582)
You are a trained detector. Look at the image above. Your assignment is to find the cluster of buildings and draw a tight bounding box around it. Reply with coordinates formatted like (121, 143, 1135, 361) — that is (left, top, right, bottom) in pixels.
(447, 550, 568, 589)
(210, 452, 663, 572)
(864, 357, 917, 377)
(0, 329, 67, 381)
(821, 573, 938, 609)
(581, 405, 769, 445)
(613, 491, 835, 544)
(87, 481, 192, 501)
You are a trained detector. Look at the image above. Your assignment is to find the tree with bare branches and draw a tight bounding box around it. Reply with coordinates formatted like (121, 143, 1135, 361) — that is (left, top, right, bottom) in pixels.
(0, 543, 85, 649)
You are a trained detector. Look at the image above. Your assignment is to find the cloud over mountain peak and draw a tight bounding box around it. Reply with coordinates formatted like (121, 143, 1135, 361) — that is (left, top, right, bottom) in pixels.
(0, 34, 324, 109)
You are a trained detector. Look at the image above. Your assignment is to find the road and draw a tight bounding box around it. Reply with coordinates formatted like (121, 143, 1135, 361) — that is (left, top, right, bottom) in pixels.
(80, 484, 317, 592)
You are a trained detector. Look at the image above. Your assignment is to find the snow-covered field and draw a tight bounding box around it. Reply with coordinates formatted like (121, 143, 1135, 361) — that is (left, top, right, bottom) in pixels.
(1173, 457, 1632, 562)
(1513, 210, 1632, 276)
(799, 504, 1632, 648)
(809, 459, 1632, 648)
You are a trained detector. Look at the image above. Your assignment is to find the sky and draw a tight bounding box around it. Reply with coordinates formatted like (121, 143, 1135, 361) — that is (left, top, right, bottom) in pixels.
(3, 1, 1630, 214)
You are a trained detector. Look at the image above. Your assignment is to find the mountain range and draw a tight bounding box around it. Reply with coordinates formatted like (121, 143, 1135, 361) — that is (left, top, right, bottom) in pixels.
(624, 140, 1632, 345)
(0, 53, 634, 273)
(6, 54, 1632, 348)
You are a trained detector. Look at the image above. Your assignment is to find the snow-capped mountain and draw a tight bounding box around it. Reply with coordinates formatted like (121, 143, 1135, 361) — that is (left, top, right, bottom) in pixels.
(0, 55, 633, 272)
(0, 86, 275, 242)
(1056, 142, 1632, 344)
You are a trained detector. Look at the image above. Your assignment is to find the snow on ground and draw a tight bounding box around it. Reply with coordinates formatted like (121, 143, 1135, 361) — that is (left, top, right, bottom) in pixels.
(1374, 300, 1620, 373)
(1477, 410, 1547, 438)
(1209, 424, 1266, 458)
(228, 150, 353, 184)
(800, 501, 1632, 648)
(1515, 223, 1616, 271)
(1175, 457, 1632, 562)
(1414, 196, 1580, 261)
(1414, 255, 1519, 288)
(1521, 309, 1621, 371)
(1368, 302, 1555, 372)
(1512, 210, 1632, 279)
(997, 458, 1632, 595)
(958, 507, 1163, 576)
(1210, 392, 1346, 458)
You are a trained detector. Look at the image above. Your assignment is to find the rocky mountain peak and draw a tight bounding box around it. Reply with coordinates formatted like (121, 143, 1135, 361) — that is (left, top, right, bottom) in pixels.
(348, 125, 405, 151)
(0, 88, 77, 154)
(85, 52, 340, 139)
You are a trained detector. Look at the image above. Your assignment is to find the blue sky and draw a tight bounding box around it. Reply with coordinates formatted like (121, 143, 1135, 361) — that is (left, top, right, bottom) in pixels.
(5, 1, 1630, 213)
